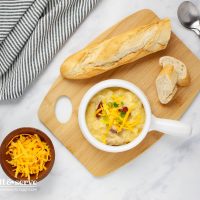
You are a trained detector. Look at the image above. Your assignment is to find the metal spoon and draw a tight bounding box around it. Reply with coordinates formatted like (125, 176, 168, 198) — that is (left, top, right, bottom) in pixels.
(177, 1, 200, 37)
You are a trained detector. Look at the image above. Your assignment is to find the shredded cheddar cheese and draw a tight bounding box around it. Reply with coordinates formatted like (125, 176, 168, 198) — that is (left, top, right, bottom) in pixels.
(95, 94, 143, 143)
(6, 134, 51, 180)
(118, 104, 135, 132)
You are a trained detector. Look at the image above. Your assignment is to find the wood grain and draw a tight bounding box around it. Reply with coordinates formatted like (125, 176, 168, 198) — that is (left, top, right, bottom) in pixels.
(38, 9, 200, 176)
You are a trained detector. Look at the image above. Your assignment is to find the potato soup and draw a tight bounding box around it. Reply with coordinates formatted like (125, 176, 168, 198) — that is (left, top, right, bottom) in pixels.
(86, 88, 145, 146)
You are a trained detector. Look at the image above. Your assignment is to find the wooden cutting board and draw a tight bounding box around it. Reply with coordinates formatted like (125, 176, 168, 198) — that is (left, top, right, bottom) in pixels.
(38, 9, 200, 176)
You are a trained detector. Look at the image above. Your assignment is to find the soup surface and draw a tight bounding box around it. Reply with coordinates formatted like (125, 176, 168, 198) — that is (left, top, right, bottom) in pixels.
(86, 87, 145, 146)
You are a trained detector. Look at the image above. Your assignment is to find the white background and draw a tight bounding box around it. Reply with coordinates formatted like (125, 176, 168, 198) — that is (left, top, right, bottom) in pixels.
(0, 0, 200, 199)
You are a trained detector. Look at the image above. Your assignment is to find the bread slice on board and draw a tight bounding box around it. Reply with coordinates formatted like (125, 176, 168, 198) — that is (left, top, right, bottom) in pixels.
(156, 65, 178, 104)
(159, 56, 190, 86)
(61, 19, 171, 79)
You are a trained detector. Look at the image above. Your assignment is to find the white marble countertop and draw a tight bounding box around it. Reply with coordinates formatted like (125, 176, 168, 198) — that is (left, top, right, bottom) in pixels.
(0, 0, 200, 199)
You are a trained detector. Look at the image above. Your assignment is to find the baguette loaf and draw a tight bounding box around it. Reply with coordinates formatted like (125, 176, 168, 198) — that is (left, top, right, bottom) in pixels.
(61, 19, 171, 79)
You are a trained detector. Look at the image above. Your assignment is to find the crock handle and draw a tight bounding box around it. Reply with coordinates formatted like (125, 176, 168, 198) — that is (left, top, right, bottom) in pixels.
(150, 115, 192, 137)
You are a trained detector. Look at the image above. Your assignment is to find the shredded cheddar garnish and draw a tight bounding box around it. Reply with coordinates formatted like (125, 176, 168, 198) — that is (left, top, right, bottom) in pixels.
(6, 134, 51, 180)
(95, 94, 143, 143)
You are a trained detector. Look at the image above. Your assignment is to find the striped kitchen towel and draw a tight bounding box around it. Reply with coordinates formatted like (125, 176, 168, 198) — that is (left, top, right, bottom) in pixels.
(0, 0, 99, 100)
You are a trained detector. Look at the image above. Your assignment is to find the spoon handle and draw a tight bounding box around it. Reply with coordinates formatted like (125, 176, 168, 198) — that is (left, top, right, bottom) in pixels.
(191, 20, 200, 37)
(192, 28, 200, 37)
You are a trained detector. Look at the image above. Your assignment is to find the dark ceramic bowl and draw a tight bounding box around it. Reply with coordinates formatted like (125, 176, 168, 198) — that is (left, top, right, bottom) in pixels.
(0, 127, 55, 182)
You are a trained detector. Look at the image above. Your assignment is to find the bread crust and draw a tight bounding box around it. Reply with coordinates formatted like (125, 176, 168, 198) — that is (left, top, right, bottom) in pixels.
(61, 19, 171, 79)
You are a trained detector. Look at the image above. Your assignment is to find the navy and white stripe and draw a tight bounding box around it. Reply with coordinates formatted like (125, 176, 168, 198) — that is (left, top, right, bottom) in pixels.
(0, 0, 99, 100)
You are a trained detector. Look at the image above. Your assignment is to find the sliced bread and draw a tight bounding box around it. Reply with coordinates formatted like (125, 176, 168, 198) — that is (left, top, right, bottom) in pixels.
(156, 65, 178, 104)
(159, 56, 190, 86)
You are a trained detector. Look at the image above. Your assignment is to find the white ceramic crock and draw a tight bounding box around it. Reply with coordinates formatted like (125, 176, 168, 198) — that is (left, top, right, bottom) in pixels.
(78, 79, 192, 153)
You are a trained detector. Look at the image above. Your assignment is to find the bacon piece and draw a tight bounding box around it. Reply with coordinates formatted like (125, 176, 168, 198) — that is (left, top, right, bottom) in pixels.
(118, 106, 128, 113)
(96, 101, 103, 118)
(110, 128, 117, 134)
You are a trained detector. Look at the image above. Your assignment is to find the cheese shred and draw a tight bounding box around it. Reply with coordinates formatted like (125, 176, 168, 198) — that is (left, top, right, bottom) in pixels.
(6, 134, 51, 180)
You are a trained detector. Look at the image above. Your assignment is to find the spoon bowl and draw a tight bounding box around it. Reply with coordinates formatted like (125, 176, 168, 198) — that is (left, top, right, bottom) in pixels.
(178, 1, 200, 36)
